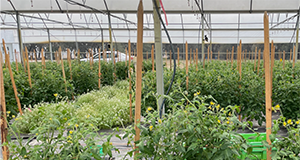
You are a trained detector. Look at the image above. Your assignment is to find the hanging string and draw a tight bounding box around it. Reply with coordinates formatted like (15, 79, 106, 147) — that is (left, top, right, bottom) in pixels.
(159, 0, 168, 25)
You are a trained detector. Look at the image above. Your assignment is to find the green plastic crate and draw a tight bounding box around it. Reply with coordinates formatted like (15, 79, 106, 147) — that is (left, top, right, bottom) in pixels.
(239, 133, 277, 160)
(90, 145, 104, 156)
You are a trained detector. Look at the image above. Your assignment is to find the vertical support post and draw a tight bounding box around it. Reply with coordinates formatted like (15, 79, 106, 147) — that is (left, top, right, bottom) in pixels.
(101, 29, 104, 51)
(263, 12, 272, 160)
(231, 46, 234, 69)
(152, 0, 164, 114)
(201, 14, 205, 63)
(128, 40, 132, 122)
(74, 29, 79, 59)
(16, 12, 24, 66)
(185, 42, 188, 90)
(254, 47, 257, 71)
(47, 29, 53, 62)
(296, 10, 299, 62)
(0, 46, 8, 160)
(134, 1, 143, 156)
(108, 12, 113, 62)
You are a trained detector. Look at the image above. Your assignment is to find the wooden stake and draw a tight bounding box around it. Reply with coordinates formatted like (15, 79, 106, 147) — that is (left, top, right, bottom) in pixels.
(185, 42, 189, 90)
(59, 47, 67, 93)
(152, 45, 155, 71)
(128, 40, 132, 122)
(41, 48, 46, 69)
(238, 40, 242, 121)
(290, 49, 292, 62)
(2, 39, 23, 115)
(196, 48, 198, 71)
(293, 45, 296, 69)
(98, 48, 101, 89)
(190, 48, 192, 65)
(104, 49, 107, 62)
(207, 47, 210, 63)
(134, 1, 143, 155)
(34, 50, 37, 64)
(263, 12, 272, 160)
(77, 49, 81, 63)
(146, 51, 148, 60)
(177, 47, 180, 67)
(257, 49, 261, 75)
(30, 52, 33, 62)
(25, 47, 32, 88)
(0, 44, 9, 160)
(231, 46, 234, 69)
(22, 49, 27, 73)
(283, 51, 285, 69)
(14, 49, 18, 71)
(89, 49, 92, 70)
(193, 50, 196, 64)
(67, 49, 72, 80)
(254, 47, 257, 71)
(226, 49, 229, 64)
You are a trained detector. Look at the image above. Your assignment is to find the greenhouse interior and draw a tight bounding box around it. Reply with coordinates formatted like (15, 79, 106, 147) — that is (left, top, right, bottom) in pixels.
(1, 0, 300, 159)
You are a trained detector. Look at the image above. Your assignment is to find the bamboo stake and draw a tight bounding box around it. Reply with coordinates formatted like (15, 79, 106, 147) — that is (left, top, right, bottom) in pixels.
(134, 1, 143, 155)
(263, 12, 272, 160)
(30, 52, 33, 62)
(89, 49, 92, 70)
(207, 47, 210, 62)
(193, 50, 196, 64)
(0, 45, 9, 160)
(257, 49, 261, 75)
(0, 50, 3, 66)
(152, 45, 155, 71)
(279, 50, 281, 61)
(125, 49, 128, 67)
(22, 49, 27, 73)
(231, 46, 234, 69)
(238, 40, 242, 121)
(283, 51, 286, 69)
(25, 47, 32, 88)
(226, 49, 228, 64)
(177, 47, 180, 67)
(128, 40, 132, 122)
(146, 51, 148, 60)
(293, 45, 296, 69)
(77, 49, 80, 63)
(41, 48, 46, 69)
(14, 49, 18, 71)
(91, 50, 94, 66)
(113, 48, 116, 83)
(98, 48, 101, 89)
(67, 49, 72, 80)
(2, 39, 23, 115)
(290, 49, 292, 62)
(104, 49, 107, 62)
(190, 48, 192, 65)
(34, 50, 37, 64)
(196, 48, 198, 71)
(59, 47, 67, 93)
(186, 42, 189, 89)
(254, 47, 257, 71)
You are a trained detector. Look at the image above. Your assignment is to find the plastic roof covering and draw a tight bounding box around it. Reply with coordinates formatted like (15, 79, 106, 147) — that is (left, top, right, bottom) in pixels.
(1, 0, 300, 44)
